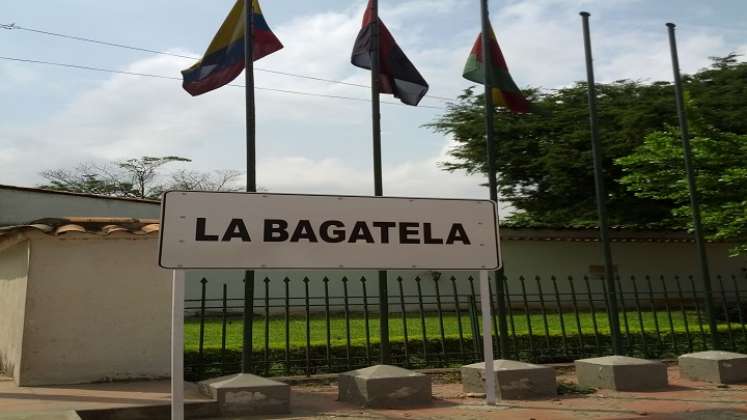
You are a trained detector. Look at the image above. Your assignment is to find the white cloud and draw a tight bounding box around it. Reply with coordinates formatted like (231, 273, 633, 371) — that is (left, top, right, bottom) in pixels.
(0, 62, 39, 88)
(485, 0, 728, 89)
(258, 140, 487, 198)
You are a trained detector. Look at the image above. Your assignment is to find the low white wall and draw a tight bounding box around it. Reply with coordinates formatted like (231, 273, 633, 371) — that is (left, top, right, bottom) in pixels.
(0, 240, 29, 381)
(17, 234, 172, 386)
(0, 187, 160, 226)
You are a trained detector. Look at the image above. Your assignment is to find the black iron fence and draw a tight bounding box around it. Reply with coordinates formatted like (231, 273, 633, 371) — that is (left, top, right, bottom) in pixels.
(184, 271, 747, 381)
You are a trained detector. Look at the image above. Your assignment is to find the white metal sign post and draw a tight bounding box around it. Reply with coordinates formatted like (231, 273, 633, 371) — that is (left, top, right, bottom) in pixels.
(160, 192, 501, 418)
(171, 270, 185, 420)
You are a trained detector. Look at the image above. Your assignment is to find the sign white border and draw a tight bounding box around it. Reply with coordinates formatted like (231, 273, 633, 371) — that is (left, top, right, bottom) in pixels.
(159, 191, 502, 271)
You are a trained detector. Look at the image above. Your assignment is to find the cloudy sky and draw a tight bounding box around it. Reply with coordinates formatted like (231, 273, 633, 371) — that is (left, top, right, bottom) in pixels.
(1, 0, 746, 202)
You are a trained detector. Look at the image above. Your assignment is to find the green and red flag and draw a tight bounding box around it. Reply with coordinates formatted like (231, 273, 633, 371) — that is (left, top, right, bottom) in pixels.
(463, 23, 530, 113)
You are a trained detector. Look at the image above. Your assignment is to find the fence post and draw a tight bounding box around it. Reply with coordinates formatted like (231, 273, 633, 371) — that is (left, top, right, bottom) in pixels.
(450, 276, 466, 362)
(567, 276, 585, 356)
(361, 276, 371, 364)
(675, 276, 694, 353)
(397, 277, 410, 367)
(519, 276, 535, 359)
(263, 277, 270, 376)
(659, 275, 678, 355)
(323, 277, 332, 371)
(732, 274, 747, 347)
(221, 283, 228, 374)
(197, 278, 207, 379)
(342, 277, 352, 369)
(284, 277, 291, 375)
(415, 276, 428, 363)
(717, 276, 735, 350)
(432, 272, 447, 364)
(535, 276, 551, 351)
(551, 276, 569, 357)
(304, 277, 311, 376)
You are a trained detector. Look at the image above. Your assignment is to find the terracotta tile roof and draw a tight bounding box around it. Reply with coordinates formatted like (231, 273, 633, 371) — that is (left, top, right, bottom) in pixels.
(0, 217, 160, 237)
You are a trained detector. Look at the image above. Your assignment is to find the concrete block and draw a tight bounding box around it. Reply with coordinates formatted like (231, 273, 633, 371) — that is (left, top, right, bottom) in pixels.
(461, 359, 557, 400)
(679, 351, 747, 384)
(575, 356, 668, 391)
(199, 373, 290, 416)
(338, 365, 432, 407)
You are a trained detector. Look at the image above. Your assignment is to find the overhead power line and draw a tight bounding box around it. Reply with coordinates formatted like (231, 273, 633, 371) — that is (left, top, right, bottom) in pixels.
(0, 55, 447, 110)
(1, 22, 455, 102)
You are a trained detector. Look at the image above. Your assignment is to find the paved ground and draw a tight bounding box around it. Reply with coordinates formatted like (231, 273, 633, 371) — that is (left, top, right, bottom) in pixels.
(2, 367, 747, 419)
(0, 376, 212, 417)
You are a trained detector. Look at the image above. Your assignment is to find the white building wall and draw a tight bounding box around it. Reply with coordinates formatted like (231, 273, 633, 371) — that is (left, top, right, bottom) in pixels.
(0, 240, 30, 381)
(0, 187, 160, 226)
(17, 234, 172, 386)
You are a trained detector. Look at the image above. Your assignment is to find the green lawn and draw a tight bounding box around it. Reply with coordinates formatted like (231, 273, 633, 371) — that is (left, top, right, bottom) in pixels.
(185, 311, 743, 352)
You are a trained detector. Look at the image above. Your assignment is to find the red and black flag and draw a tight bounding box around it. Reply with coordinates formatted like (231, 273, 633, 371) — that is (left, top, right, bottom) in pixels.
(463, 22, 530, 113)
(351, 0, 429, 106)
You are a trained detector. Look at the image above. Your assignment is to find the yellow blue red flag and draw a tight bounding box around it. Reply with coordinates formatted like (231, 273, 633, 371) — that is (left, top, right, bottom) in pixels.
(182, 0, 282, 96)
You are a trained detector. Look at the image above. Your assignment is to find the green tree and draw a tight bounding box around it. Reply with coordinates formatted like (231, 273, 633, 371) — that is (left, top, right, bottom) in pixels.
(428, 81, 678, 225)
(684, 53, 747, 135)
(428, 56, 747, 227)
(616, 129, 747, 255)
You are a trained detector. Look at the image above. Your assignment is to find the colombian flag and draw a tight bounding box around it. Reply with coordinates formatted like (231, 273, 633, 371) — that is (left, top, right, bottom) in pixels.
(463, 23, 530, 113)
(351, 0, 429, 106)
(182, 0, 283, 96)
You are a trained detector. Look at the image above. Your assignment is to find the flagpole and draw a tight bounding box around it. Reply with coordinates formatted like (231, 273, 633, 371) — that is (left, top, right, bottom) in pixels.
(369, 0, 391, 365)
(242, 0, 256, 374)
(480, 0, 509, 359)
(580, 12, 622, 355)
(666, 23, 718, 350)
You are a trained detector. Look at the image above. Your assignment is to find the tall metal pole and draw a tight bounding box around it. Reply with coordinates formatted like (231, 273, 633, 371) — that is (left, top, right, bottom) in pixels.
(580, 12, 622, 355)
(480, 0, 509, 359)
(370, 0, 390, 364)
(666, 23, 718, 350)
(242, 0, 256, 374)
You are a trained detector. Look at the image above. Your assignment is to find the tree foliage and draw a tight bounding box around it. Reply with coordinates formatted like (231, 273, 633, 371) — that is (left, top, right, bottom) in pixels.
(40, 163, 137, 198)
(117, 156, 191, 198)
(617, 129, 747, 255)
(39, 156, 244, 199)
(41, 156, 189, 199)
(162, 169, 244, 193)
(428, 55, 747, 228)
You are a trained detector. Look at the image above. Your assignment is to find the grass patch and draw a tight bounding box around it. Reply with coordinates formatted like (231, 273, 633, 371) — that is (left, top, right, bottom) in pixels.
(184, 311, 747, 380)
(185, 311, 742, 352)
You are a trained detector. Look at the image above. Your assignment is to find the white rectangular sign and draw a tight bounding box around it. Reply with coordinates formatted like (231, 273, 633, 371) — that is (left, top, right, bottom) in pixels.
(158, 192, 500, 270)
